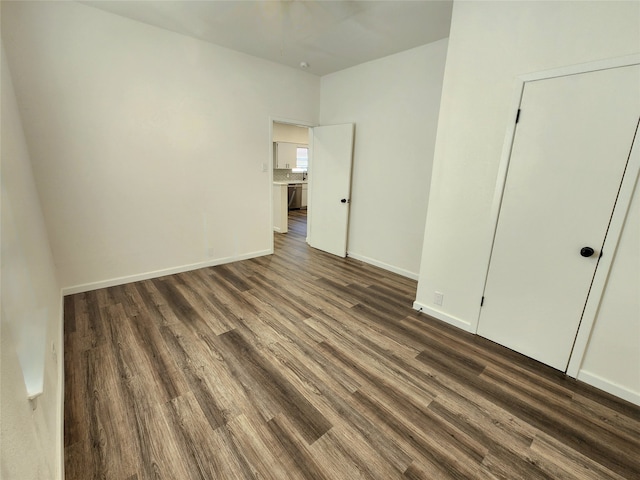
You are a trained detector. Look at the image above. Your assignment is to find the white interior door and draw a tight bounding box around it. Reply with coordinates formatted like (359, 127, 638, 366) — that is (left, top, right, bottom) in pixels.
(307, 123, 355, 257)
(478, 65, 640, 371)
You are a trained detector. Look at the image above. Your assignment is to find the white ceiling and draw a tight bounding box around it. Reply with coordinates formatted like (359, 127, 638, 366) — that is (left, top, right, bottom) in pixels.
(80, 1, 453, 76)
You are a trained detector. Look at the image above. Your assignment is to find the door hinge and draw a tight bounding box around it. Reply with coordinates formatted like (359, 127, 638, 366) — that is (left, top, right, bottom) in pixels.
(480, 296, 485, 307)
(515, 109, 521, 124)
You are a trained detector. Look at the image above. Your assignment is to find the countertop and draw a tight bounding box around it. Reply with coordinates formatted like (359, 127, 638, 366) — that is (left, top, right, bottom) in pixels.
(273, 180, 308, 185)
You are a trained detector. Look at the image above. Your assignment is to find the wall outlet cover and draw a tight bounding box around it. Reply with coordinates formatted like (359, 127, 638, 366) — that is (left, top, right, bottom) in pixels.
(434, 291, 444, 306)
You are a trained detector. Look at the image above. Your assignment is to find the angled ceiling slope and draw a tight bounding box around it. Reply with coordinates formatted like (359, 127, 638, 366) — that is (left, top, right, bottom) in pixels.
(80, 0, 453, 76)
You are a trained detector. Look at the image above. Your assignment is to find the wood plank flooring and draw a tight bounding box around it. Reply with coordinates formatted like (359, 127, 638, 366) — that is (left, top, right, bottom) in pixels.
(64, 209, 640, 479)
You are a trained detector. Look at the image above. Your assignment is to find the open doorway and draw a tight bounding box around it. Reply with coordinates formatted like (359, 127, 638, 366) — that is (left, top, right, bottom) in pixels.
(271, 120, 355, 258)
(272, 121, 310, 243)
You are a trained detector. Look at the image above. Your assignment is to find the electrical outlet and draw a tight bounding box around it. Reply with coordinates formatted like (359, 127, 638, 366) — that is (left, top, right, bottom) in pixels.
(262, 163, 268, 172)
(208, 247, 215, 258)
(434, 291, 444, 306)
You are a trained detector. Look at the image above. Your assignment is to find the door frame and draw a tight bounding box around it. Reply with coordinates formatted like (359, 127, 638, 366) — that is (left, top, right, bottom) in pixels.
(268, 116, 316, 254)
(474, 54, 640, 377)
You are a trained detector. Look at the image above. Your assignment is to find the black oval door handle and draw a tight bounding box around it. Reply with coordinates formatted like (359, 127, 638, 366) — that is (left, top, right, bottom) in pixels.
(340, 198, 347, 203)
(580, 247, 595, 257)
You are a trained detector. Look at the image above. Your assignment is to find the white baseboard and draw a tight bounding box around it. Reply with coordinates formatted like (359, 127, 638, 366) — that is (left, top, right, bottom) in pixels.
(412, 301, 473, 333)
(346, 251, 419, 280)
(577, 370, 640, 406)
(61, 249, 272, 295)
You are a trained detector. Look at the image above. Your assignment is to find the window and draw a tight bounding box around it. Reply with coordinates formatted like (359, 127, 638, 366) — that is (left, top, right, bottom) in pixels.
(293, 147, 308, 172)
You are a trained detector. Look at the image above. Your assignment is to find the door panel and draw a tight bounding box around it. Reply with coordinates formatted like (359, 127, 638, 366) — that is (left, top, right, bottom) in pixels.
(478, 65, 640, 371)
(307, 124, 355, 257)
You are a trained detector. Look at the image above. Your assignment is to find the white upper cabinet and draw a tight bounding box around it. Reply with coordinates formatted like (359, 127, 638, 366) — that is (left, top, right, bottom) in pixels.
(274, 142, 307, 170)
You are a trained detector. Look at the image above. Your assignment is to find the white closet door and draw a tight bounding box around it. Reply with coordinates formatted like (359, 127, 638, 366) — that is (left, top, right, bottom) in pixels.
(478, 65, 640, 371)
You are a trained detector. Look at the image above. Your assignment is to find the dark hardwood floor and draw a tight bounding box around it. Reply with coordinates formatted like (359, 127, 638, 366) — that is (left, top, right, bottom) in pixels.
(64, 209, 640, 479)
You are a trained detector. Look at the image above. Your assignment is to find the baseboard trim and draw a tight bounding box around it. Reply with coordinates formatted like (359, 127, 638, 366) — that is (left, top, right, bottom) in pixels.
(346, 252, 419, 280)
(412, 301, 473, 333)
(577, 370, 640, 407)
(62, 249, 272, 295)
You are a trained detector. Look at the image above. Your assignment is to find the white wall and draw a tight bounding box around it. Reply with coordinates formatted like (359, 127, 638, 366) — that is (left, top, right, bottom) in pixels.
(1, 43, 63, 479)
(1, 1, 320, 293)
(415, 1, 640, 402)
(320, 39, 448, 279)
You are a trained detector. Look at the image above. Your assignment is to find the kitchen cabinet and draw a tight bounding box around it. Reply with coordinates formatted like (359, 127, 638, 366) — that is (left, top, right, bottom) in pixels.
(274, 142, 306, 169)
(273, 183, 288, 233)
(301, 184, 308, 208)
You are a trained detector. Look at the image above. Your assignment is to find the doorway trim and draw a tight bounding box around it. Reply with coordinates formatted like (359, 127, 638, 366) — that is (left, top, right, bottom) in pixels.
(474, 54, 640, 379)
(268, 116, 316, 254)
